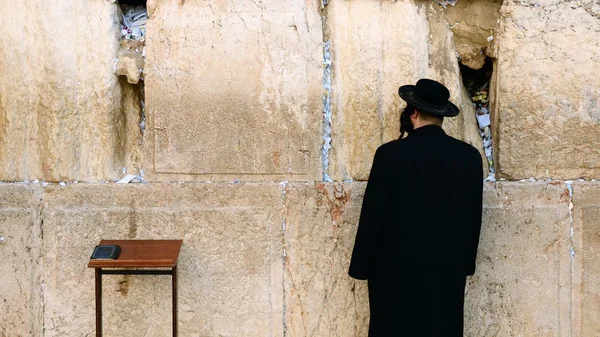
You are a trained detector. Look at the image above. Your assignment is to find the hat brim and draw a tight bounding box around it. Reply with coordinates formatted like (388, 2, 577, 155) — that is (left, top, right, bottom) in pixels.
(398, 85, 460, 117)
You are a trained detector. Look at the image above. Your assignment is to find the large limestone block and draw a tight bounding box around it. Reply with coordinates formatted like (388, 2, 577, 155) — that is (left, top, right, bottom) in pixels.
(143, 0, 323, 181)
(0, 0, 127, 181)
(494, 1, 600, 179)
(327, 1, 488, 181)
(465, 182, 571, 336)
(327, 0, 430, 181)
(572, 182, 600, 336)
(42, 183, 283, 337)
(0, 184, 43, 336)
(283, 182, 369, 336)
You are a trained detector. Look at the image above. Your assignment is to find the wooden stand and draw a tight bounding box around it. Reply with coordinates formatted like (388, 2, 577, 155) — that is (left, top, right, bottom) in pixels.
(88, 240, 183, 337)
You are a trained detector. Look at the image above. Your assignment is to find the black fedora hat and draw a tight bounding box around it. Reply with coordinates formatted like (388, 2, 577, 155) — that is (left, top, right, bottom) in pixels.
(398, 79, 460, 117)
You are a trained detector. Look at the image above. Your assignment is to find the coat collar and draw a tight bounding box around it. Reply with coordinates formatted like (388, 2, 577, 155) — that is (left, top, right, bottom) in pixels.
(407, 124, 446, 138)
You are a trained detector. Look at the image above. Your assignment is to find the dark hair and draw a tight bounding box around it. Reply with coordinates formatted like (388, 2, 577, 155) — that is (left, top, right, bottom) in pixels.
(400, 104, 444, 138)
(400, 104, 415, 139)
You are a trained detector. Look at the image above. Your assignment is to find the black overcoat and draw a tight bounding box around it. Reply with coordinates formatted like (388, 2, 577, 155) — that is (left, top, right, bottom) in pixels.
(349, 125, 483, 337)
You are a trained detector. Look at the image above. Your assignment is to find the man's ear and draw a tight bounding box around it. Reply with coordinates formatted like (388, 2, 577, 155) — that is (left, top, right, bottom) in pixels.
(411, 108, 419, 121)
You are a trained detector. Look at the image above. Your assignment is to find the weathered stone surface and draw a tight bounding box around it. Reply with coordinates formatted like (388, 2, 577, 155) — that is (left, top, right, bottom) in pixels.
(0, 2, 599, 336)
(328, 0, 488, 181)
(572, 182, 600, 336)
(119, 77, 145, 176)
(283, 181, 573, 336)
(0, 179, 594, 336)
(0, 184, 43, 337)
(327, 0, 430, 181)
(42, 183, 283, 337)
(494, 1, 600, 180)
(443, 0, 502, 70)
(283, 182, 369, 336)
(0, 1, 128, 182)
(143, 0, 323, 181)
(465, 182, 571, 336)
(116, 49, 144, 84)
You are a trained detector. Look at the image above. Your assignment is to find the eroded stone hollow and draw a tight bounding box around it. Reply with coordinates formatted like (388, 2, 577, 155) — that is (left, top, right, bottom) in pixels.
(423, 0, 501, 179)
(460, 57, 493, 97)
(460, 56, 495, 177)
(115, 0, 148, 176)
(443, 0, 502, 69)
(116, 1, 147, 85)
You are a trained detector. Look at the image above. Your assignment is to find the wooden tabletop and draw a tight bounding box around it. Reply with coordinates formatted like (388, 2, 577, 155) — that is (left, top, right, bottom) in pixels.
(88, 240, 183, 268)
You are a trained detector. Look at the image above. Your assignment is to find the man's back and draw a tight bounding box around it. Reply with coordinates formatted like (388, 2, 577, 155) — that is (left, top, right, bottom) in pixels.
(348, 124, 483, 337)
(379, 124, 482, 275)
(349, 124, 483, 279)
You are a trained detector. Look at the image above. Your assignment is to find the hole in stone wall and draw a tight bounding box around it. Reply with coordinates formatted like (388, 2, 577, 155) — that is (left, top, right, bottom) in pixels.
(460, 57, 493, 96)
(438, 0, 502, 179)
(460, 57, 495, 179)
(118, 1, 148, 43)
(114, 0, 148, 178)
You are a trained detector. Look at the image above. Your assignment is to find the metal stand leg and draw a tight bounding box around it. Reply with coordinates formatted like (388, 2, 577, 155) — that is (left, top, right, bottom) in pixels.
(95, 268, 103, 337)
(172, 266, 178, 337)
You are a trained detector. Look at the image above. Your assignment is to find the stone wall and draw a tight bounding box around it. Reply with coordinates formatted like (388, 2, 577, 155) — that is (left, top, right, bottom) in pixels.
(1, 181, 596, 336)
(143, 0, 323, 181)
(0, 0, 125, 182)
(494, 0, 600, 180)
(1, 0, 600, 336)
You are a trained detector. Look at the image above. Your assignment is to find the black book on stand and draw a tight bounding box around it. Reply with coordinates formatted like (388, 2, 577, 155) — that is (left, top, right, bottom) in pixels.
(90, 245, 121, 260)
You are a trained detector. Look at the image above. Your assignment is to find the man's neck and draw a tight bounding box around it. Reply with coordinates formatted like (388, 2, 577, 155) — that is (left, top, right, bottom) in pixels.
(413, 120, 442, 130)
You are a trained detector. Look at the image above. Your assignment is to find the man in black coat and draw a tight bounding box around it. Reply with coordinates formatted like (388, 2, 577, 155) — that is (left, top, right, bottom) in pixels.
(349, 79, 484, 336)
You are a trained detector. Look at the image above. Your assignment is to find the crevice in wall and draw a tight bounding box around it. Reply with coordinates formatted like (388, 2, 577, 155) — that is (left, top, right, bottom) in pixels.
(280, 181, 288, 337)
(460, 57, 496, 179)
(566, 181, 575, 259)
(321, 41, 332, 183)
(116, 2, 147, 84)
(36, 189, 45, 337)
(117, 77, 145, 178)
(437, 0, 503, 180)
(113, 1, 148, 179)
(320, 2, 332, 183)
